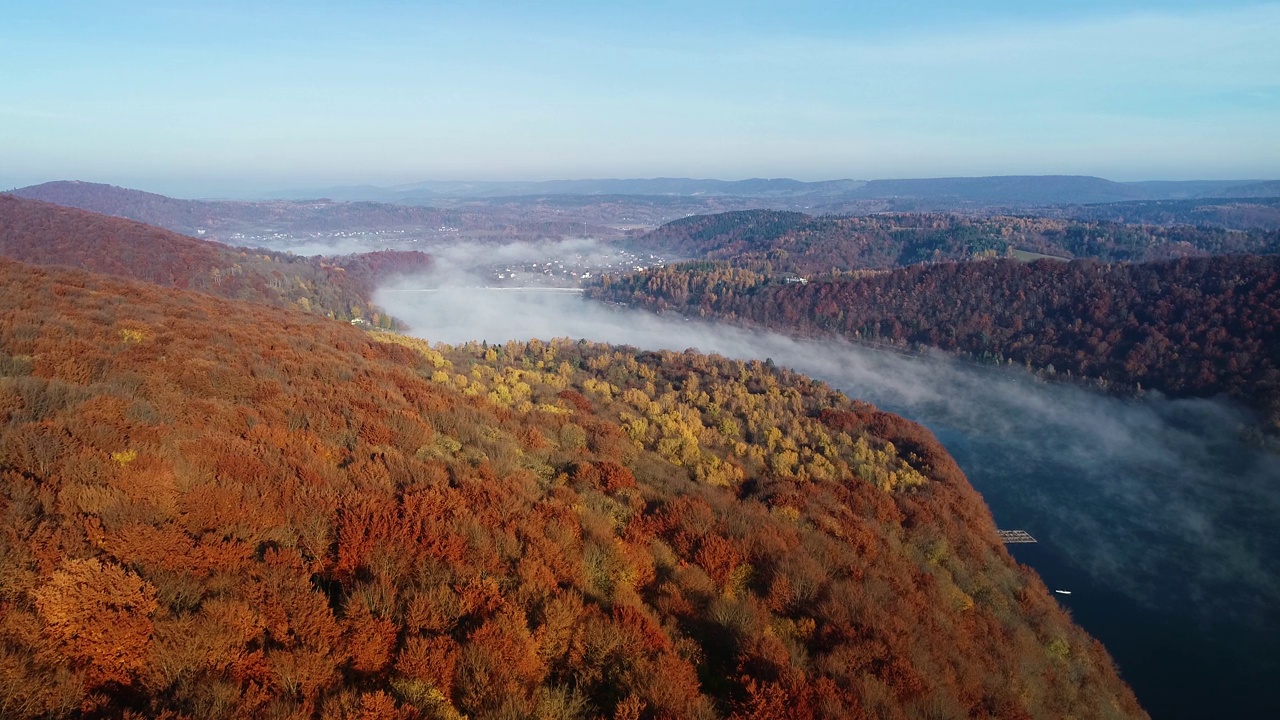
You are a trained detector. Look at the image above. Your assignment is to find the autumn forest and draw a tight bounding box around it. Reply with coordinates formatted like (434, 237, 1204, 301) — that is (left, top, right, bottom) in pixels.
(4, 2, 1277, 716)
(0, 190, 1164, 718)
(0, 257, 1148, 719)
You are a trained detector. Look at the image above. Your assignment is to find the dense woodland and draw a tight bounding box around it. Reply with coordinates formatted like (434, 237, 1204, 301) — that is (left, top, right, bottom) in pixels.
(590, 255, 1280, 432)
(0, 194, 431, 325)
(0, 257, 1146, 719)
(630, 210, 1280, 274)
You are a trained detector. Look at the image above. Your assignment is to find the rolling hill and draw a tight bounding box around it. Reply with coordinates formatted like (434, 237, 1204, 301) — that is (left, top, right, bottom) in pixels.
(628, 209, 1280, 272)
(0, 193, 431, 323)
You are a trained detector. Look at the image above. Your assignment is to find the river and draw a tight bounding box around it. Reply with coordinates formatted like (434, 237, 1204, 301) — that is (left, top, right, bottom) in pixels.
(377, 287, 1280, 719)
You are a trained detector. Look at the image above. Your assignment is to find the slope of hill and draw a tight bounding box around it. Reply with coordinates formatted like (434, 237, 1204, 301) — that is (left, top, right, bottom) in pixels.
(589, 255, 1280, 431)
(0, 194, 431, 323)
(631, 209, 1280, 272)
(0, 257, 1145, 719)
(10, 179, 231, 233)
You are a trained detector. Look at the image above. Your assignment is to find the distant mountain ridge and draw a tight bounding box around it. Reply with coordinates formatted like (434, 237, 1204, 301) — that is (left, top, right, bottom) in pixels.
(266, 174, 1278, 205)
(8, 180, 458, 238)
(13, 178, 1280, 245)
(259, 178, 867, 202)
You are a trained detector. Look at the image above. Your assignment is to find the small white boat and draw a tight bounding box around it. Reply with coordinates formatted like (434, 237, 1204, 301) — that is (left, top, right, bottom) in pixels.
(1054, 590, 1072, 595)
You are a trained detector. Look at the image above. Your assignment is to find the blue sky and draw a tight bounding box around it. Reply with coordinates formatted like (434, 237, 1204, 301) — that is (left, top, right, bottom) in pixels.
(2, 1, 1277, 196)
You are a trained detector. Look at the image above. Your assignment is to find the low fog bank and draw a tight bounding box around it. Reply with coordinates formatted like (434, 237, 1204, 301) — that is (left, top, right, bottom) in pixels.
(375, 275, 1280, 628)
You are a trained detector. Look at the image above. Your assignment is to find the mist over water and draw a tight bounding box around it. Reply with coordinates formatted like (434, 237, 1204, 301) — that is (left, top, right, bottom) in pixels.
(376, 274, 1280, 718)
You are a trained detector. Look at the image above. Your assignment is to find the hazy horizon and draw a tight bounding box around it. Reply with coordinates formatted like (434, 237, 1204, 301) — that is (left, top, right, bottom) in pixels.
(4, 1, 1278, 197)
(4, 172, 1276, 202)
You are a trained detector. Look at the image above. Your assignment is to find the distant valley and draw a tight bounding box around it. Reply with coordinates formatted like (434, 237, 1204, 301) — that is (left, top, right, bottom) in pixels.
(11, 175, 1280, 258)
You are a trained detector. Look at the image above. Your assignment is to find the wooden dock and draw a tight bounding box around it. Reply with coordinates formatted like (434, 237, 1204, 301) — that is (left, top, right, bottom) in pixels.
(998, 530, 1037, 544)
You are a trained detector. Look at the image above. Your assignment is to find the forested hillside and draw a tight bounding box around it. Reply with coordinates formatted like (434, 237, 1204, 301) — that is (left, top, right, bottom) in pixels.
(0, 194, 431, 323)
(0, 257, 1145, 719)
(631, 210, 1280, 273)
(590, 256, 1280, 431)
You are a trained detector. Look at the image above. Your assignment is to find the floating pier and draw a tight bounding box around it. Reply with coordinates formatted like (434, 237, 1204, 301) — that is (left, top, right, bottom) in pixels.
(998, 530, 1037, 544)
